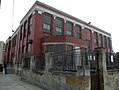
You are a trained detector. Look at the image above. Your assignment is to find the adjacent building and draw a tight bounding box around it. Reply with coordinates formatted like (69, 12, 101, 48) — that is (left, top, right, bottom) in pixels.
(0, 41, 4, 71)
(3, 1, 112, 74)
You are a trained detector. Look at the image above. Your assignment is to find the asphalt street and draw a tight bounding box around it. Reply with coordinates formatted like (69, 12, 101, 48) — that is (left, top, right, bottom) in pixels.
(0, 72, 44, 90)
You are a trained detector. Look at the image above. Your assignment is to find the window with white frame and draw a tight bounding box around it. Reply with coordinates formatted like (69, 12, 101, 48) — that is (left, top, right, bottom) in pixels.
(108, 37, 111, 48)
(55, 44, 64, 65)
(24, 21, 27, 37)
(67, 45, 73, 66)
(28, 15, 32, 35)
(94, 32, 98, 45)
(43, 13, 52, 33)
(56, 17, 64, 35)
(66, 21, 73, 36)
(99, 34, 103, 47)
(76, 25, 81, 38)
(104, 36, 107, 48)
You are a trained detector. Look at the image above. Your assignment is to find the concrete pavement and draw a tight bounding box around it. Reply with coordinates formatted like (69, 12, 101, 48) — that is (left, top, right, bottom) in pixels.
(0, 73, 44, 90)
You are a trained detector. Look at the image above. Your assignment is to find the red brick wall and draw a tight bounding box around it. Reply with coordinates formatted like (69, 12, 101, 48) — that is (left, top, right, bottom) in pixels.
(4, 12, 113, 64)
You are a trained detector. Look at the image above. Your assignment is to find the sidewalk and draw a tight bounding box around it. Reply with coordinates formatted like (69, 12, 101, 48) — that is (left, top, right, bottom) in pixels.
(0, 73, 44, 90)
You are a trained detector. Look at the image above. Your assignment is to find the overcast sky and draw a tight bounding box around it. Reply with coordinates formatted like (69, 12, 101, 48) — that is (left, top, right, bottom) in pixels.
(0, 0, 119, 52)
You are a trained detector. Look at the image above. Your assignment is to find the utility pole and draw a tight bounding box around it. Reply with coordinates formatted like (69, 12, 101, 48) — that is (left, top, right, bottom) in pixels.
(12, 0, 15, 31)
(0, 0, 1, 9)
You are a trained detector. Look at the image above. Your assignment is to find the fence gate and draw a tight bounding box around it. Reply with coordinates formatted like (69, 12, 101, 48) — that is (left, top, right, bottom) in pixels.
(90, 50, 103, 90)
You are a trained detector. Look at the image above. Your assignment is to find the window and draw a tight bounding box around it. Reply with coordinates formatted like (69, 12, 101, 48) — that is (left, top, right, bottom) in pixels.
(20, 26, 23, 40)
(23, 57, 30, 69)
(12, 36, 16, 47)
(76, 25, 81, 38)
(26, 43, 31, 52)
(75, 46, 80, 66)
(43, 13, 52, 33)
(99, 34, 103, 47)
(14, 35, 17, 46)
(94, 32, 98, 45)
(28, 44, 31, 52)
(34, 56, 45, 70)
(43, 23, 51, 33)
(24, 21, 27, 37)
(22, 46, 24, 54)
(17, 47, 21, 64)
(104, 36, 107, 48)
(108, 37, 111, 48)
(45, 45, 53, 52)
(66, 21, 73, 36)
(56, 17, 64, 35)
(55, 45, 64, 65)
(28, 15, 32, 35)
(12, 39, 14, 48)
(3, 44, 5, 51)
(67, 45, 73, 67)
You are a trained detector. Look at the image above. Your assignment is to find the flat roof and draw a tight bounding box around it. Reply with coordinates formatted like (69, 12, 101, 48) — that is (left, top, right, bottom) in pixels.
(20, 1, 111, 36)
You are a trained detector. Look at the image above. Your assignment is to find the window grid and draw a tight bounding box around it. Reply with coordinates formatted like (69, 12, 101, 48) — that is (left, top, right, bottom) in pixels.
(22, 45, 25, 54)
(56, 17, 63, 35)
(67, 45, 73, 66)
(55, 45, 64, 65)
(94, 32, 98, 45)
(43, 13, 52, 34)
(99, 34, 103, 47)
(104, 36, 107, 48)
(66, 21, 73, 36)
(24, 21, 27, 38)
(108, 37, 111, 48)
(20, 26, 23, 40)
(28, 15, 32, 35)
(76, 25, 81, 39)
(45, 45, 53, 52)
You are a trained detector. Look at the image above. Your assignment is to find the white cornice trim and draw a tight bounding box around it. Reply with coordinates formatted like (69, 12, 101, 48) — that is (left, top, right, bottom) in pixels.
(35, 5, 111, 37)
(42, 42, 87, 47)
(53, 16, 56, 19)
(81, 26, 85, 29)
(42, 42, 70, 45)
(42, 42, 88, 48)
(20, 4, 111, 38)
(11, 27, 20, 39)
(20, 5, 37, 24)
(38, 11, 42, 14)
(32, 11, 35, 15)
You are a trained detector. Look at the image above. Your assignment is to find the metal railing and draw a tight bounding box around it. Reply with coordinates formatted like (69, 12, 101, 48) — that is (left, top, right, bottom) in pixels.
(51, 48, 89, 71)
(33, 55, 45, 70)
